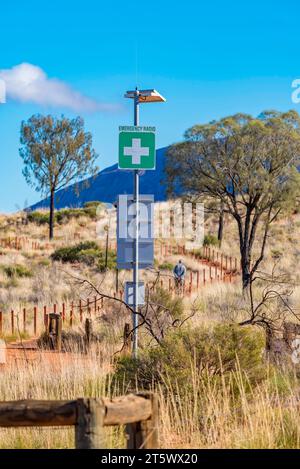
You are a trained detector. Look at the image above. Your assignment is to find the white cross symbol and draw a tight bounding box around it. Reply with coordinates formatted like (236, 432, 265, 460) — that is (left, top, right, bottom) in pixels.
(124, 138, 149, 165)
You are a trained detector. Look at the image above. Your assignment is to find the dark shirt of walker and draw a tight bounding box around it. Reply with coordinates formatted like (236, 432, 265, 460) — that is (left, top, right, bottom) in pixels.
(173, 262, 186, 278)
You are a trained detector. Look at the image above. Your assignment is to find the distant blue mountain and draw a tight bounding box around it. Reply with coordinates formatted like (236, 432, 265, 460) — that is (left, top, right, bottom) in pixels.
(30, 146, 170, 210)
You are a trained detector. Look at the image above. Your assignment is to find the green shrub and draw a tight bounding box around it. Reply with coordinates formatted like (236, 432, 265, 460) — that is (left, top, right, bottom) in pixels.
(83, 207, 99, 218)
(149, 287, 184, 322)
(77, 248, 101, 266)
(55, 208, 83, 223)
(27, 211, 49, 225)
(51, 241, 99, 263)
(97, 251, 116, 272)
(271, 249, 283, 259)
(159, 262, 174, 271)
(2, 264, 33, 278)
(84, 201, 102, 209)
(203, 234, 219, 247)
(27, 204, 102, 226)
(83, 201, 104, 218)
(51, 241, 116, 270)
(113, 323, 265, 391)
(38, 258, 51, 267)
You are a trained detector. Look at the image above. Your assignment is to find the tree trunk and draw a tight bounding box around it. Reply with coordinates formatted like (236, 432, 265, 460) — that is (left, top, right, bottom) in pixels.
(49, 188, 55, 240)
(217, 201, 224, 246)
(242, 265, 251, 290)
(236, 209, 253, 291)
(241, 248, 251, 290)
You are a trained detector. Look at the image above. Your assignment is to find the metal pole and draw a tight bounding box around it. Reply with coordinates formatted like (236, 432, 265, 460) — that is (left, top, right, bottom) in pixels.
(133, 88, 139, 358)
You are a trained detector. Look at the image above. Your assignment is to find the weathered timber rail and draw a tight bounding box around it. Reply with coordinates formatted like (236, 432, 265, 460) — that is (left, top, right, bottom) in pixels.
(0, 393, 158, 449)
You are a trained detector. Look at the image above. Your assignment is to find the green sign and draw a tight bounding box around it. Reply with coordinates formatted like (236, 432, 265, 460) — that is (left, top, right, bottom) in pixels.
(118, 126, 156, 170)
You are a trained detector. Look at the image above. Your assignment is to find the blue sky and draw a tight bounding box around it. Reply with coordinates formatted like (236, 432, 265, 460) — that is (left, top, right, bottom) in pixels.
(0, 0, 300, 211)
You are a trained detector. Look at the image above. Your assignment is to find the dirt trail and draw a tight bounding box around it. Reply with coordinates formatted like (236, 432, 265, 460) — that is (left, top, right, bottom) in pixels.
(4, 339, 91, 369)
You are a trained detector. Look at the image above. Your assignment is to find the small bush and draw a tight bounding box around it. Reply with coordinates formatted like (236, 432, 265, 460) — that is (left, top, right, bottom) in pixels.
(51, 241, 99, 263)
(38, 258, 51, 267)
(78, 248, 101, 266)
(84, 201, 102, 209)
(113, 323, 265, 391)
(203, 234, 219, 247)
(97, 252, 116, 272)
(51, 241, 116, 269)
(149, 287, 184, 322)
(27, 211, 49, 225)
(2, 264, 33, 278)
(27, 204, 102, 226)
(271, 249, 283, 259)
(159, 262, 174, 271)
(55, 209, 83, 223)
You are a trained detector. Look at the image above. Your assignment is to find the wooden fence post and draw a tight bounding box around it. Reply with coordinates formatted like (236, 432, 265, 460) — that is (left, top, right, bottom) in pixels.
(23, 308, 26, 334)
(44, 306, 48, 330)
(85, 318, 93, 353)
(11, 311, 14, 335)
(33, 307, 37, 335)
(75, 398, 106, 449)
(126, 392, 159, 449)
(70, 304, 73, 327)
(48, 313, 62, 351)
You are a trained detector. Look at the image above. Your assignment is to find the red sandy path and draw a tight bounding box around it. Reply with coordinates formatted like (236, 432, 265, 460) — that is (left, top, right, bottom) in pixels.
(4, 339, 91, 369)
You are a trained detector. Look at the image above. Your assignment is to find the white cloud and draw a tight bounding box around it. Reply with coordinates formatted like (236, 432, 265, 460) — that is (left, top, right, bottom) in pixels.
(0, 63, 117, 112)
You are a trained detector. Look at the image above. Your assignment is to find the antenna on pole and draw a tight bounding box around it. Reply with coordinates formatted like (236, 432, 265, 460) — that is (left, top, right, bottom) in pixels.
(135, 42, 139, 90)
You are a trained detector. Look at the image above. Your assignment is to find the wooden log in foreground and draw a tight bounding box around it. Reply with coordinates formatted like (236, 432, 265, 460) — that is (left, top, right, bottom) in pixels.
(0, 394, 152, 428)
(0, 399, 77, 427)
(126, 393, 159, 449)
(75, 398, 105, 449)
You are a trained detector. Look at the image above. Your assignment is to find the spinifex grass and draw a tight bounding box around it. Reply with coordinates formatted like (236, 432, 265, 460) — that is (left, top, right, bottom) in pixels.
(1, 345, 300, 449)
